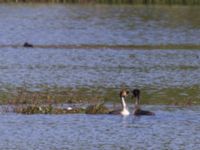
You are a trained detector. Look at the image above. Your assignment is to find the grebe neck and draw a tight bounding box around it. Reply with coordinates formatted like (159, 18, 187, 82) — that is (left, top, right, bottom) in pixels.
(121, 97, 127, 109)
(135, 97, 140, 105)
(121, 97, 130, 116)
(134, 97, 140, 110)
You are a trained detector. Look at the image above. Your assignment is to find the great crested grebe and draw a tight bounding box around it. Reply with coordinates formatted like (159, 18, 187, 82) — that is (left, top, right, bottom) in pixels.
(132, 89, 155, 116)
(109, 90, 130, 116)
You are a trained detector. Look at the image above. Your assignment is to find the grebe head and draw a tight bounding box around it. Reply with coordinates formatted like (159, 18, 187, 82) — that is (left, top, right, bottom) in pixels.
(120, 90, 129, 98)
(132, 89, 155, 116)
(132, 89, 140, 105)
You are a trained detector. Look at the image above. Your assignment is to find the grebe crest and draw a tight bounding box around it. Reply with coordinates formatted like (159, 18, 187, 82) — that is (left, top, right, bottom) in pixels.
(120, 90, 129, 98)
(132, 89, 140, 105)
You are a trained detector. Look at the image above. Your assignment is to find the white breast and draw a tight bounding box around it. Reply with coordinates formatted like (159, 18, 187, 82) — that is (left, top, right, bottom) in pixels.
(120, 108, 130, 116)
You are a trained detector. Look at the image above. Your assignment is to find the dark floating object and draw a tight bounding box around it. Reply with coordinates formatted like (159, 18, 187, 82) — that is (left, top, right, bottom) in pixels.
(23, 42, 33, 48)
(132, 89, 155, 116)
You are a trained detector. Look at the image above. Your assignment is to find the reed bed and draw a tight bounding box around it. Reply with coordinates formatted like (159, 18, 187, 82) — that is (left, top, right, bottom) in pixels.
(0, 86, 199, 106)
(0, 0, 199, 5)
(13, 103, 109, 114)
(0, 86, 198, 114)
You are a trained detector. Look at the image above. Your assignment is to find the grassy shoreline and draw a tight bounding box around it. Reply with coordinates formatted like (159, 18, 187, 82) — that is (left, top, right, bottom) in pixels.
(0, 86, 199, 106)
(0, 86, 198, 114)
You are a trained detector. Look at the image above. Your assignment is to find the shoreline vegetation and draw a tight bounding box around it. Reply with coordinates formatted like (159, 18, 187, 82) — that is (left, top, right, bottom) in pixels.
(2, 44, 200, 50)
(1, 86, 199, 105)
(0, 0, 199, 5)
(0, 86, 199, 114)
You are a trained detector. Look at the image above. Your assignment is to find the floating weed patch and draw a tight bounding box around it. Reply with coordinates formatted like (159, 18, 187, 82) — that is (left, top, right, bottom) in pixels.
(15, 105, 86, 114)
(14, 103, 110, 115)
(15, 105, 53, 114)
(52, 107, 85, 114)
(85, 103, 110, 114)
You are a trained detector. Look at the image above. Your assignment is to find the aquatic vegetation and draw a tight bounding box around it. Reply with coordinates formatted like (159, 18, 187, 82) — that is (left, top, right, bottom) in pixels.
(0, 86, 200, 106)
(3, 85, 199, 115)
(15, 105, 86, 114)
(85, 103, 110, 114)
(14, 103, 110, 115)
(15, 105, 53, 114)
(52, 107, 86, 114)
(2, 44, 200, 50)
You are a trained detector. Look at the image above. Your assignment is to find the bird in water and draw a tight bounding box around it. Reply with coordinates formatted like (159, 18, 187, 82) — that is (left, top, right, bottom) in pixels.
(23, 42, 33, 48)
(109, 89, 130, 116)
(132, 89, 155, 116)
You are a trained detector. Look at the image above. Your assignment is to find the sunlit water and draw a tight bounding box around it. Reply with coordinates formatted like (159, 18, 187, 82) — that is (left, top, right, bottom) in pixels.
(0, 106, 200, 149)
(1, 48, 200, 89)
(0, 4, 199, 45)
(0, 4, 200, 90)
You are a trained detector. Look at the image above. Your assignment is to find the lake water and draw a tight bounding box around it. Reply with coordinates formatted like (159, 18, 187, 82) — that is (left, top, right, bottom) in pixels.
(0, 4, 199, 45)
(1, 48, 200, 90)
(0, 4, 200, 149)
(0, 106, 200, 149)
(0, 4, 200, 90)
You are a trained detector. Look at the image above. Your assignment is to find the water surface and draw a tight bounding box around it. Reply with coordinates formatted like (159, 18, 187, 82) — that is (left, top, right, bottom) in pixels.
(0, 106, 200, 149)
(0, 4, 200, 91)
(0, 4, 199, 45)
(1, 48, 200, 90)
(0, 4, 200, 150)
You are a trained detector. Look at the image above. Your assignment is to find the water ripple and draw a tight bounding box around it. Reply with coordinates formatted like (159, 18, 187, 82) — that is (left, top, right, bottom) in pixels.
(0, 106, 200, 149)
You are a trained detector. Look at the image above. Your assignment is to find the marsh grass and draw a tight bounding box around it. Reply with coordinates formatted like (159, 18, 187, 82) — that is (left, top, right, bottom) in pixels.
(0, 86, 200, 105)
(14, 103, 110, 114)
(14, 105, 86, 114)
(140, 86, 200, 106)
(0, 86, 200, 114)
(85, 103, 110, 114)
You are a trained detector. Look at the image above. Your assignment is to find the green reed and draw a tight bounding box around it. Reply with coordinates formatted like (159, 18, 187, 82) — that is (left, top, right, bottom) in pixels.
(0, 86, 200, 106)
